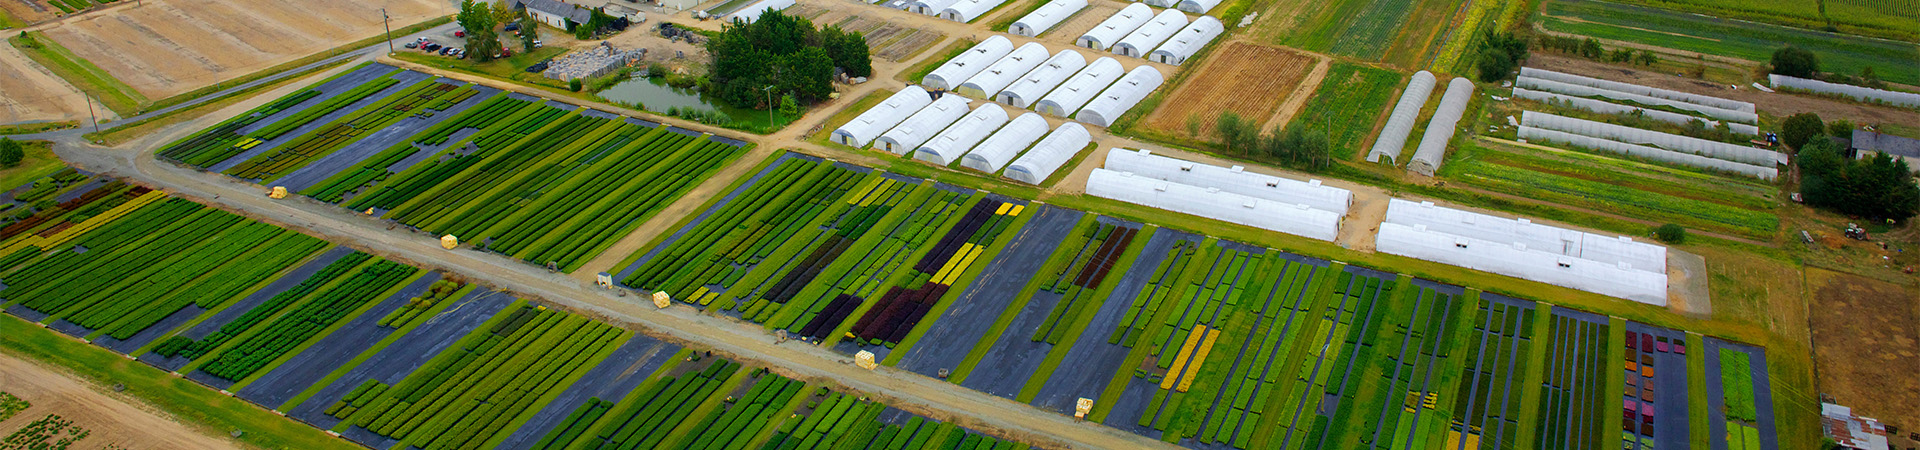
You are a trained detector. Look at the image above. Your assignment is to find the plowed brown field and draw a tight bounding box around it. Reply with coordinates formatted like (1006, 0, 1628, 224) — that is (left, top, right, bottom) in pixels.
(1141, 41, 1317, 141)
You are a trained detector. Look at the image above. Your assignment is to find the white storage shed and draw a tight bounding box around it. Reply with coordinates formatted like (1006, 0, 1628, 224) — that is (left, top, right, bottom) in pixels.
(914, 103, 1010, 165)
(1102, 148, 1351, 215)
(1087, 169, 1342, 241)
(1075, 65, 1163, 127)
(924, 36, 1014, 91)
(996, 49, 1087, 108)
(939, 0, 1010, 22)
(956, 43, 1050, 99)
(1114, 9, 1187, 58)
(1147, 16, 1222, 65)
(1367, 71, 1433, 164)
(1034, 57, 1124, 117)
(832, 86, 933, 148)
(1077, 3, 1152, 50)
(960, 112, 1049, 173)
(1406, 77, 1474, 176)
(1005, 123, 1091, 184)
(875, 95, 971, 155)
(1010, 0, 1088, 36)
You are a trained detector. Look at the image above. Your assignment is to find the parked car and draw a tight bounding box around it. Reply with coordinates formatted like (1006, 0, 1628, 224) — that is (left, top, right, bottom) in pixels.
(504, 22, 519, 31)
(425, 43, 442, 51)
(454, 30, 466, 37)
(405, 41, 419, 49)
(532, 40, 544, 48)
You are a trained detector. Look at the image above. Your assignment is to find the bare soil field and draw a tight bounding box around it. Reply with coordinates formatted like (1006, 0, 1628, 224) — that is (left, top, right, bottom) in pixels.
(1805, 267, 1919, 429)
(0, 353, 243, 450)
(1140, 41, 1317, 140)
(1, 0, 58, 24)
(791, 3, 947, 62)
(0, 44, 94, 124)
(1527, 54, 1920, 129)
(39, 0, 444, 98)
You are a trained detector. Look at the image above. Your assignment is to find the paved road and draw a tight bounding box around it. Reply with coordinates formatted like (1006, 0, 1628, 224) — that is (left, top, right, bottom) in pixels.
(46, 136, 1177, 450)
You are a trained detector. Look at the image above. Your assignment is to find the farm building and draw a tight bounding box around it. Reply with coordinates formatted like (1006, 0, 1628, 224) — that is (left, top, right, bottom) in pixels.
(1822, 403, 1891, 450)
(956, 43, 1050, 98)
(914, 103, 1010, 165)
(1524, 67, 1753, 112)
(910, 0, 961, 15)
(875, 94, 971, 154)
(832, 86, 934, 148)
(1147, 16, 1222, 65)
(1771, 74, 1920, 109)
(995, 49, 1087, 108)
(938, 0, 1010, 22)
(1075, 65, 1163, 127)
(1006, 123, 1091, 184)
(515, 0, 593, 29)
(1850, 130, 1920, 173)
(724, 0, 795, 23)
(924, 36, 1015, 91)
(1174, 0, 1220, 14)
(1375, 199, 1669, 304)
(1077, 3, 1153, 50)
(1034, 56, 1124, 117)
(1086, 169, 1342, 241)
(1520, 111, 1782, 166)
(1512, 87, 1759, 136)
(1010, 0, 1088, 36)
(1367, 70, 1434, 165)
(1102, 148, 1352, 215)
(959, 112, 1049, 173)
(1114, 9, 1187, 58)
(1406, 77, 1474, 176)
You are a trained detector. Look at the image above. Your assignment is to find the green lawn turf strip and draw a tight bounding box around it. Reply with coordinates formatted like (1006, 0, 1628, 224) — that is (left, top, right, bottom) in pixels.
(0, 142, 67, 193)
(278, 283, 478, 411)
(6, 31, 147, 115)
(0, 314, 359, 450)
(1014, 224, 1156, 403)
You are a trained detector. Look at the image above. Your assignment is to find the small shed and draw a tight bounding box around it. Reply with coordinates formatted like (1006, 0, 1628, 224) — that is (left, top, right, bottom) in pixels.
(995, 49, 1087, 108)
(1076, 3, 1152, 50)
(924, 36, 1015, 91)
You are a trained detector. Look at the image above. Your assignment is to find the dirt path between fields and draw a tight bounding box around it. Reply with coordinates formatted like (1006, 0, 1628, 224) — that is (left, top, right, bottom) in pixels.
(1262, 54, 1332, 134)
(0, 352, 244, 450)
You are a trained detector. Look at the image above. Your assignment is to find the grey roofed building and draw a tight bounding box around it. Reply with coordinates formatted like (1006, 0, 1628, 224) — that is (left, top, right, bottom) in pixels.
(1852, 129, 1920, 158)
(514, 0, 593, 29)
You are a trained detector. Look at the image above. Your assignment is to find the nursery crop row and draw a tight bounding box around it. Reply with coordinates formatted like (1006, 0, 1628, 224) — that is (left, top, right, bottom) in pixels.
(558, 357, 743, 449)
(1123, 242, 1267, 438)
(197, 260, 418, 381)
(161, 71, 404, 168)
(302, 94, 522, 203)
(848, 199, 1023, 346)
(5, 199, 254, 317)
(1030, 221, 1136, 345)
(667, 369, 805, 450)
(774, 183, 977, 341)
(376, 279, 465, 329)
(1440, 296, 1536, 450)
(330, 302, 625, 450)
(156, 89, 323, 166)
(151, 252, 376, 360)
(1622, 324, 1688, 450)
(225, 80, 478, 181)
(1534, 310, 1610, 450)
(1257, 268, 1392, 450)
(1303, 281, 1461, 450)
(759, 391, 1019, 450)
(341, 99, 569, 211)
(727, 175, 921, 327)
(0, 175, 145, 251)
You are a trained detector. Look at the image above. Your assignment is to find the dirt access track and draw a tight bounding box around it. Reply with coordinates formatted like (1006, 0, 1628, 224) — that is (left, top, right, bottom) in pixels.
(40, 0, 444, 99)
(0, 352, 243, 450)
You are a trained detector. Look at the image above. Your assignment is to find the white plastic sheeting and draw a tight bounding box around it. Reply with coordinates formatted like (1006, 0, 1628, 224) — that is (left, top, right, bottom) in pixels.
(997, 50, 1087, 108)
(1076, 65, 1163, 127)
(910, 0, 960, 14)
(1174, 0, 1220, 14)
(1512, 87, 1760, 136)
(939, 0, 1010, 22)
(1142, 0, 1173, 7)
(1006, 122, 1091, 184)
(1367, 71, 1433, 164)
(924, 36, 1014, 91)
(725, 0, 794, 23)
(1521, 111, 1783, 166)
(1147, 16, 1222, 65)
(956, 43, 1050, 98)
(1102, 148, 1352, 215)
(1035, 57, 1123, 117)
(1011, 0, 1088, 36)
(1377, 199, 1668, 304)
(1087, 169, 1341, 241)
(1769, 74, 1920, 109)
(1077, 3, 1153, 50)
(1520, 67, 1753, 113)
(1407, 77, 1473, 176)
(832, 86, 933, 148)
(875, 95, 971, 154)
(915, 103, 1009, 164)
(1518, 126, 1777, 180)
(1517, 76, 1758, 124)
(961, 112, 1049, 173)
(1114, 9, 1187, 58)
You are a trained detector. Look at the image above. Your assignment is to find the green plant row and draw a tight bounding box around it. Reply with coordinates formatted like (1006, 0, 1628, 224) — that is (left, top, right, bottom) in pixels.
(666, 369, 804, 450)
(226, 81, 478, 182)
(570, 357, 744, 449)
(341, 100, 567, 211)
(377, 279, 465, 329)
(1718, 347, 1757, 423)
(199, 260, 418, 381)
(718, 173, 891, 316)
(7, 202, 244, 316)
(1162, 258, 1323, 447)
(384, 113, 616, 226)
(1430, 298, 1536, 449)
(1532, 312, 1611, 449)
(1447, 159, 1777, 236)
(1305, 280, 1457, 449)
(769, 183, 965, 335)
(57, 223, 290, 331)
(150, 252, 374, 360)
(157, 89, 323, 166)
(300, 93, 516, 203)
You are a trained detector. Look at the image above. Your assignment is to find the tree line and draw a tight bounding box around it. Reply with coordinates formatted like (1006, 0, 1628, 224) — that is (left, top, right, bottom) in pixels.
(705, 10, 871, 110)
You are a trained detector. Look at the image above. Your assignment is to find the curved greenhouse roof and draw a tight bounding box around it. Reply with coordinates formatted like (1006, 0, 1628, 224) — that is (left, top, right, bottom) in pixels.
(875, 94, 971, 155)
(832, 85, 933, 148)
(1033, 56, 1123, 118)
(995, 49, 1087, 108)
(1377, 199, 1668, 304)
(1520, 111, 1782, 166)
(1010, 0, 1088, 36)
(924, 36, 1014, 91)
(1005, 122, 1090, 184)
(914, 102, 1010, 165)
(956, 42, 1050, 99)
(1076, 3, 1152, 50)
(1147, 16, 1222, 65)
(1102, 148, 1351, 215)
(1366, 71, 1433, 165)
(939, 0, 1011, 22)
(1087, 169, 1341, 241)
(1407, 77, 1473, 176)
(1113, 9, 1187, 58)
(960, 112, 1049, 173)
(1075, 65, 1163, 127)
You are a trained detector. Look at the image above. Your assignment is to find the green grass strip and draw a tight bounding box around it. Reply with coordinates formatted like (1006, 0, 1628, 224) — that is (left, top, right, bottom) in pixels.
(277, 283, 477, 411)
(7, 31, 148, 115)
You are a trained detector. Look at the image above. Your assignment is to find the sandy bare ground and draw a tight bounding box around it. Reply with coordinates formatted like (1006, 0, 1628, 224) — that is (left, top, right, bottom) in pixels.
(39, 0, 445, 99)
(0, 44, 97, 124)
(1259, 51, 1330, 133)
(1527, 53, 1920, 129)
(0, 353, 243, 450)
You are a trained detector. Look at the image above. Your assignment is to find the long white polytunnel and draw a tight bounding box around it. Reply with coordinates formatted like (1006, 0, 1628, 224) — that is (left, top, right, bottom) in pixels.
(1406, 77, 1473, 176)
(960, 112, 1049, 173)
(914, 102, 1010, 165)
(1075, 65, 1163, 127)
(1102, 148, 1352, 216)
(1010, 0, 1088, 36)
(1147, 16, 1222, 65)
(875, 94, 971, 154)
(939, 0, 1010, 22)
(1113, 9, 1187, 58)
(956, 42, 1050, 99)
(1076, 3, 1152, 50)
(1005, 122, 1091, 184)
(996, 49, 1087, 108)
(1086, 169, 1341, 241)
(1034, 56, 1124, 117)
(1376, 199, 1668, 305)
(832, 85, 933, 148)
(1367, 71, 1433, 165)
(924, 36, 1014, 91)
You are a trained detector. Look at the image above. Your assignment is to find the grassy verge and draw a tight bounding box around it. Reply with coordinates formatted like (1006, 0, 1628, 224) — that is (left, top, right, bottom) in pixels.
(85, 55, 355, 145)
(0, 314, 361, 450)
(898, 41, 973, 85)
(225, 271, 427, 392)
(1014, 224, 1156, 403)
(0, 121, 78, 135)
(8, 31, 147, 116)
(0, 141, 66, 192)
(277, 283, 477, 411)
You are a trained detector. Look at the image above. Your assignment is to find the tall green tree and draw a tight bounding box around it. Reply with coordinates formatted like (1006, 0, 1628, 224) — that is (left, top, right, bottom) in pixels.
(457, 0, 502, 61)
(1780, 112, 1825, 151)
(518, 12, 539, 53)
(1770, 46, 1819, 78)
(1798, 138, 1920, 221)
(705, 10, 871, 107)
(0, 139, 22, 168)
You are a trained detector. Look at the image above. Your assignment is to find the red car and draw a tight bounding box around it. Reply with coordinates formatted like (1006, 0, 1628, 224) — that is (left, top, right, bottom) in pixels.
(455, 30, 466, 37)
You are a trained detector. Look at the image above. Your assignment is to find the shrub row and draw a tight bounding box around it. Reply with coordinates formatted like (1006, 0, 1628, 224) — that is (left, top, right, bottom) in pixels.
(9, 204, 243, 317)
(225, 81, 474, 181)
(576, 358, 743, 449)
(199, 260, 418, 381)
(157, 89, 322, 166)
(770, 187, 968, 335)
(376, 279, 465, 329)
(671, 369, 803, 450)
(1109, 241, 1196, 346)
(342, 101, 567, 211)
(1032, 224, 1138, 344)
(151, 252, 374, 360)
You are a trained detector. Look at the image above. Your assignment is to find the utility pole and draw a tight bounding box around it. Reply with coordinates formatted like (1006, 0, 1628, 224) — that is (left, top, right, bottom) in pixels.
(382, 8, 395, 54)
(763, 85, 773, 127)
(85, 96, 99, 135)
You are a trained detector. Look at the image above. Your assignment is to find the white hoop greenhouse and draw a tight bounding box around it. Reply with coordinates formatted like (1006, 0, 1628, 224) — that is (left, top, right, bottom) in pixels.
(1520, 67, 1753, 112)
(995, 49, 1087, 108)
(1086, 169, 1341, 241)
(1034, 57, 1124, 117)
(923, 36, 1014, 91)
(1376, 199, 1669, 304)
(1010, 0, 1087, 36)
(1521, 111, 1782, 166)
(1769, 74, 1920, 108)
(1005, 122, 1091, 184)
(956, 42, 1050, 98)
(1147, 16, 1222, 65)
(1102, 148, 1352, 216)
(1075, 65, 1163, 127)
(914, 103, 1009, 165)
(831, 86, 932, 148)
(1076, 3, 1152, 50)
(875, 94, 970, 154)
(1366, 71, 1434, 165)
(960, 112, 1049, 173)
(1512, 87, 1759, 136)
(1407, 77, 1473, 176)
(1113, 9, 1187, 58)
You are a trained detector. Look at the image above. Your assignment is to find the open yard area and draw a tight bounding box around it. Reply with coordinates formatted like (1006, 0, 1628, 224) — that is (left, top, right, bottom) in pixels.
(1140, 42, 1320, 141)
(38, 0, 444, 99)
(1805, 268, 1919, 430)
(0, 353, 243, 450)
